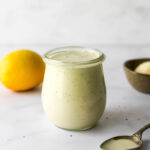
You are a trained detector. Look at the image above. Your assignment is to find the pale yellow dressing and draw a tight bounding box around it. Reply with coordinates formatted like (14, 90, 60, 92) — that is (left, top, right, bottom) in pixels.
(49, 50, 100, 62)
(42, 50, 106, 130)
(102, 138, 140, 150)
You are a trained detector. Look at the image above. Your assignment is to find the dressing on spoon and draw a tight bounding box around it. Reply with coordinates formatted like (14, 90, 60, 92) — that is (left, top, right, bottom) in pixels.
(101, 137, 140, 150)
(101, 123, 150, 150)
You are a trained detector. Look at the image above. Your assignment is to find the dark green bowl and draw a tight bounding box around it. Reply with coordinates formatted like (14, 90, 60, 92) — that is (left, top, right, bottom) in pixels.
(124, 58, 150, 94)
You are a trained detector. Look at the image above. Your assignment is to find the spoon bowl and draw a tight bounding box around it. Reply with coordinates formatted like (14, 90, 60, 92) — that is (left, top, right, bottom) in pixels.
(100, 135, 142, 150)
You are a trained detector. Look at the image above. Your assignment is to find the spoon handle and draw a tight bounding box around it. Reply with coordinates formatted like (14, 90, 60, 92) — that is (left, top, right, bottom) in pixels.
(133, 123, 150, 139)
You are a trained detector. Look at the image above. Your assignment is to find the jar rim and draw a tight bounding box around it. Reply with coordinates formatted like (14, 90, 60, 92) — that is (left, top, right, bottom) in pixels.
(43, 46, 105, 66)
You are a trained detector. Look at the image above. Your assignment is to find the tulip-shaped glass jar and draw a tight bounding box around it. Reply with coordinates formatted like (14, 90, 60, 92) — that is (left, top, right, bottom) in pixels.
(42, 46, 106, 130)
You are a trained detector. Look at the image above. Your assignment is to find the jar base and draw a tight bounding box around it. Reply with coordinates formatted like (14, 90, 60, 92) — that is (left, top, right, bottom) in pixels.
(55, 124, 96, 131)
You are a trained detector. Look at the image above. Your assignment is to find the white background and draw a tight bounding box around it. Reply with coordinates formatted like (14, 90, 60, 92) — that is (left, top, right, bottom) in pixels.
(0, 0, 150, 46)
(0, 1, 150, 150)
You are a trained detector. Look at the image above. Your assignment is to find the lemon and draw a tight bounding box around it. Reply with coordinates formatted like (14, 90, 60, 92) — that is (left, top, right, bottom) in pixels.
(135, 61, 150, 75)
(0, 50, 45, 91)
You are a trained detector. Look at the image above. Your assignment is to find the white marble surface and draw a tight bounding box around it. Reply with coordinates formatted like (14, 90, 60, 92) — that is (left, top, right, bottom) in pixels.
(0, 46, 150, 150)
(0, 0, 150, 45)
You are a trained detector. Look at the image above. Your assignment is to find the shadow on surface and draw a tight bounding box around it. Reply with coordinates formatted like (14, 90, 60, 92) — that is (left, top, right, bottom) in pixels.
(88, 105, 150, 136)
(16, 85, 42, 95)
(140, 140, 150, 150)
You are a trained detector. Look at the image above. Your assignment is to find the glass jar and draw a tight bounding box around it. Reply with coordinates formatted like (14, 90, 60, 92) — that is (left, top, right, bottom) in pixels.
(42, 46, 106, 130)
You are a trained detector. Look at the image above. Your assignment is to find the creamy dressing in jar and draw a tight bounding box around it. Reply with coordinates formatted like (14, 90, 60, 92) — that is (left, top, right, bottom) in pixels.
(42, 46, 106, 130)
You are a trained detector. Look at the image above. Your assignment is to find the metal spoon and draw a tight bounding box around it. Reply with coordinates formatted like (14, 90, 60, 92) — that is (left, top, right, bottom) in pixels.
(100, 123, 150, 150)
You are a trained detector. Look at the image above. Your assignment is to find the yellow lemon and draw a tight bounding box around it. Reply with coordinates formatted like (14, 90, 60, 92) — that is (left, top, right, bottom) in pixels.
(0, 50, 45, 91)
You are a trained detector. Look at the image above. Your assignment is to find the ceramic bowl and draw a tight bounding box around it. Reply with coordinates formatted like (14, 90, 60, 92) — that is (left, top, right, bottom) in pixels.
(124, 58, 150, 94)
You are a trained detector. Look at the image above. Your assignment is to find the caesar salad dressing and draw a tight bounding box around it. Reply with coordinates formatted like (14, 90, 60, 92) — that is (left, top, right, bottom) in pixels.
(101, 138, 140, 150)
(42, 49, 106, 130)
